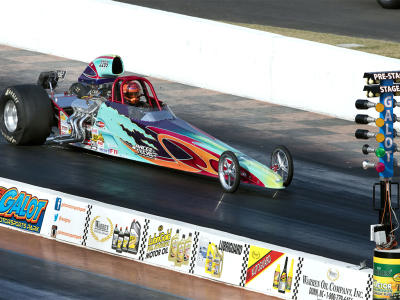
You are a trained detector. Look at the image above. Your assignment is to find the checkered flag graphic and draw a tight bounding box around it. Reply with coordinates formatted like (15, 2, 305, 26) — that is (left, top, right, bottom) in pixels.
(291, 257, 304, 300)
(239, 244, 250, 287)
(189, 231, 200, 274)
(365, 273, 373, 300)
(81, 204, 92, 246)
(138, 219, 150, 261)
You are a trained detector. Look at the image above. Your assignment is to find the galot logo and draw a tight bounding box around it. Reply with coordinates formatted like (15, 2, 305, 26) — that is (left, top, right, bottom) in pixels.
(0, 187, 48, 224)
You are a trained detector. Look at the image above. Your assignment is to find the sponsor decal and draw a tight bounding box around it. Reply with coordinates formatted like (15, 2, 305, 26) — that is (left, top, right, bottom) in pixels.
(57, 231, 81, 240)
(111, 219, 141, 255)
(97, 140, 104, 148)
(54, 200, 87, 243)
(92, 128, 99, 136)
(1, 129, 16, 144)
(5, 88, 19, 103)
(0, 186, 48, 233)
(90, 216, 113, 242)
(61, 202, 86, 212)
(146, 225, 172, 259)
(90, 140, 97, 150)
(96, 121, 105, 128)
(218, 240, 243, 255)
(299, 259, 366, 300)
(327, 268, 339, 281)
(59, 216, 71, 224)
(54, 197, 62, 211)
(245, 247, 283, 284)
(99, 148, 108, 154)
(54, 213, 59, 222)
(61, 125, 71, 135)
(98, 60, 109, 69)
(134, 144, 157, 158)
(109, 149, 118, 155)
(167, 229, 193, 268)
(60, 111, 67, 122)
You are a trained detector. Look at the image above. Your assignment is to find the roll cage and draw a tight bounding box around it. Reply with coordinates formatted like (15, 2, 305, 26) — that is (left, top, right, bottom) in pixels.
(111, 76, 163, 111)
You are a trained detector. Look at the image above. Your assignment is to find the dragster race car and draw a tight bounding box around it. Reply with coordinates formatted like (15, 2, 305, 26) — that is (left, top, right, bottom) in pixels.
(0, 55, 293, 193)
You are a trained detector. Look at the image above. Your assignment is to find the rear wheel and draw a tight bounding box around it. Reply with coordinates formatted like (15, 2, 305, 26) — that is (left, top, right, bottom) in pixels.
(0, 85, 53, 145)
(377, 0, 400, 8)
(270, 145, 293, 187)
(218, 151, 240, 193)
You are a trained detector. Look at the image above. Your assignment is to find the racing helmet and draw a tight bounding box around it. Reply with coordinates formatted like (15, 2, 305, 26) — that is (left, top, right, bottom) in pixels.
(122, 81, 141, 105)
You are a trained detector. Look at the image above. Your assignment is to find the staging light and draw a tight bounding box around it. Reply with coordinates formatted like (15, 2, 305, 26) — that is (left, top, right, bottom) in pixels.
(376, 103, 385, 112)
(376, 133, 385, 143)
(375, 147, 386, 158)
(375, 162, 385, 173)
(362, 144, 386, 158)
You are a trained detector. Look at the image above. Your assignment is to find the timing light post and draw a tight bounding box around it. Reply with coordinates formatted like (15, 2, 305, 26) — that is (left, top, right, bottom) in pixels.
(355, 71, 400, 299)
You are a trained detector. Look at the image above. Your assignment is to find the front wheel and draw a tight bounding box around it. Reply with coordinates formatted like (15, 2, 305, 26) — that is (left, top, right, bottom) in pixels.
(218, 151, 240, 193)
(270, 145, 293, 187)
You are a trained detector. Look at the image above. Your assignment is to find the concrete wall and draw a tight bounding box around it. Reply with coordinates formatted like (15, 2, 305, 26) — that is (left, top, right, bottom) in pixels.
(1, 0, 400, 121)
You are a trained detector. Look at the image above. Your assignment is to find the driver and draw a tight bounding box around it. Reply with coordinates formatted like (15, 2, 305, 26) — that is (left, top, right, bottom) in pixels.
(122, 81, 142, 105)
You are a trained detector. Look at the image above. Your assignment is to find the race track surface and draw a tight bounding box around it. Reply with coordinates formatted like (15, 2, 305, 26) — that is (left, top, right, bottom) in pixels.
(117, 0, 400, 42)
(0, 46, 384, 269)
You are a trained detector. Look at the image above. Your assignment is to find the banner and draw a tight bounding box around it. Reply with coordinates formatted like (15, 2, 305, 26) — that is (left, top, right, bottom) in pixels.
(243, 245, 299, 299)
(0, 184, 49, 234)
(140, 219, 196, 273)
(50, 196, 89, 245)
(85, 205, 146, 260)
(191, 232, 246, 285)
(295, 258, 372, 300)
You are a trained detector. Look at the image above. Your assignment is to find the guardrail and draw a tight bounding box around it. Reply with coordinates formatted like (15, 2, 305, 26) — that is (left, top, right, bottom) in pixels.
(0, 177, 373, 299)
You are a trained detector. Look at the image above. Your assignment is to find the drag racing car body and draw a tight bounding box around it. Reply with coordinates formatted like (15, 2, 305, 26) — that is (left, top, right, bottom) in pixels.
(0, 55, 293, 192)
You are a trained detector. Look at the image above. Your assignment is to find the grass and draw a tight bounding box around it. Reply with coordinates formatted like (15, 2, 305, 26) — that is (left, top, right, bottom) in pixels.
(224, 22, 400, 59)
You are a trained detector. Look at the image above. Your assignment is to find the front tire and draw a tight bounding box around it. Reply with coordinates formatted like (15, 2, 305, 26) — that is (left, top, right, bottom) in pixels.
(0, 85, 53, 145)
(270, 145, 294, 187)
(377, 0, 400, 8)
(218, 151, 240, 193)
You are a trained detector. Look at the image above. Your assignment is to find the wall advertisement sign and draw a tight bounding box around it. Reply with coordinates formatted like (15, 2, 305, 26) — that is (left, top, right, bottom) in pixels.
(295, 258, 372, 300)
(244, 244, 299, 299)
(85, 205, 146, 260)
(192, 232, 246, 285)
(0, 184, 49, 234)
(141, 219, 196, 273)
(51, 197, 89, 245)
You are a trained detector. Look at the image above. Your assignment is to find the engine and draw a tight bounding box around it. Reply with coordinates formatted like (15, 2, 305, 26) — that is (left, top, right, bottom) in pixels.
(48, 97, 104, 144)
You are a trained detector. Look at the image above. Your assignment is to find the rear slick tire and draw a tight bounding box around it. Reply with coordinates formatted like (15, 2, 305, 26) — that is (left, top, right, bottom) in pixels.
(218, 151, 240, 193)
(0, 85, 53, 145)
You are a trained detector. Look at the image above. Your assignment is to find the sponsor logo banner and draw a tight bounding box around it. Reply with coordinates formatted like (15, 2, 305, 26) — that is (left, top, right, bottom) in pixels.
(142, 220, 195, 272)
(244, 245, 299, 298)
(52, 198, 88, 244)
(297, 257, 371, 300)
(0, 186, 48, 233)
(85, 205, 145, 260)
(193, 232, 245, 285)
